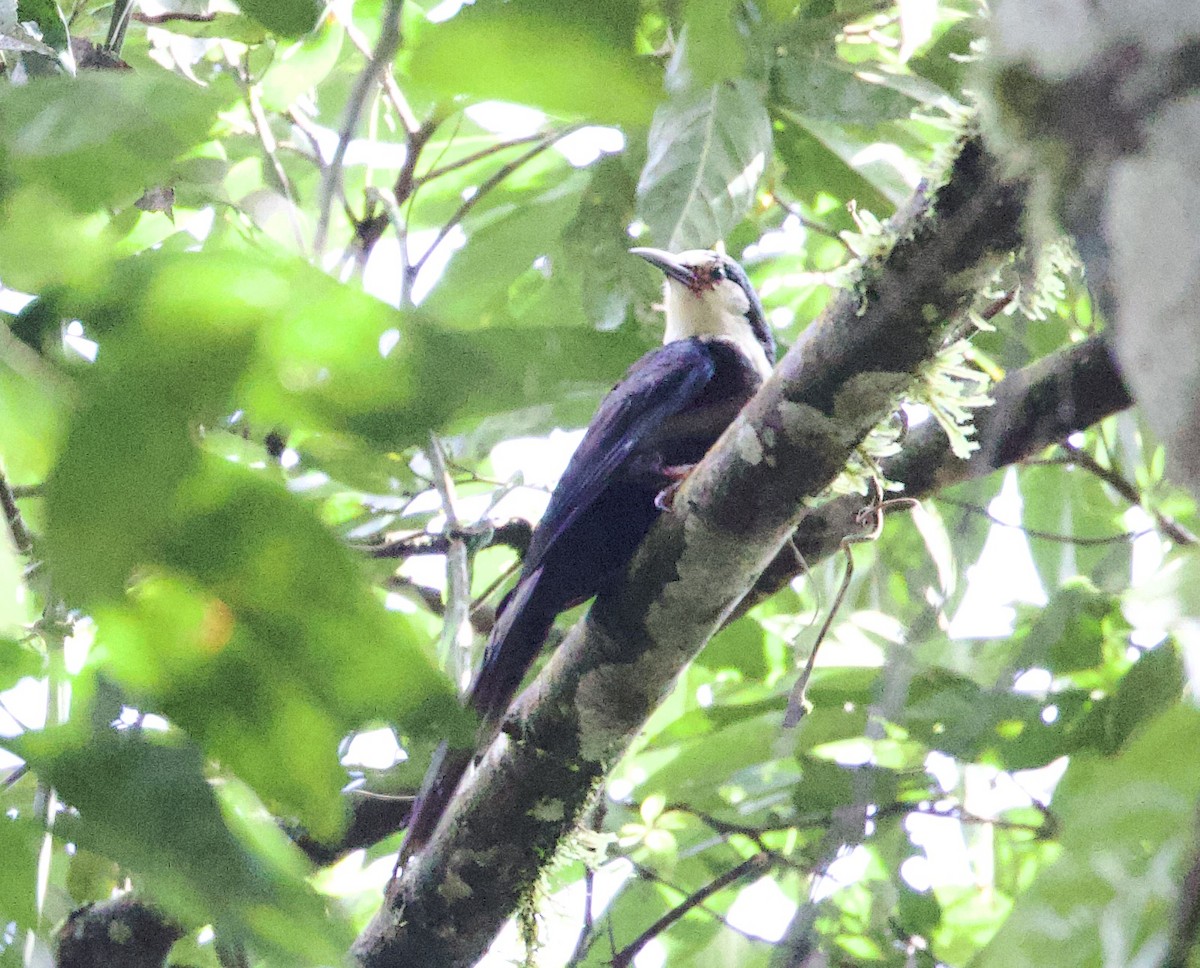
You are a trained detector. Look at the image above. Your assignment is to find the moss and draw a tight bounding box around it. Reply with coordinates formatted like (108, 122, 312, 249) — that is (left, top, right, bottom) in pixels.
(991, 64, 1057, 142)
(833, 372, 912, 431)
(516, 887, 541, 968)
(530, 798, 566, 822)
(436, 868, 473, 903)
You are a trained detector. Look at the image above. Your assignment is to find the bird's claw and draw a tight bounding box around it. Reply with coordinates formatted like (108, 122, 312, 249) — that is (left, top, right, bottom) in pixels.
(654, 483, 680, 512)
(654, 463, 696, 511)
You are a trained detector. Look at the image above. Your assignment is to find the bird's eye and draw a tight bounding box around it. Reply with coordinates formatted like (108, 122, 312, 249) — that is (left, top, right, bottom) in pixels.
(711, 264, 727, 280)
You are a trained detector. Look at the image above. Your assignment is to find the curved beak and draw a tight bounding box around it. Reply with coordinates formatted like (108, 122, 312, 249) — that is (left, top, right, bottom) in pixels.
(630, 247, 696, 286)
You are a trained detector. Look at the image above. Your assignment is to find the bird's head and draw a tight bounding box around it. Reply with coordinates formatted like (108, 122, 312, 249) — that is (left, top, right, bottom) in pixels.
(631, 247, 775, 380)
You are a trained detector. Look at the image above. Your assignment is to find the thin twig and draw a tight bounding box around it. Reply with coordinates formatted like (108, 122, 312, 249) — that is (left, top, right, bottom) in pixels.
(665, 795, 1051, 853)
(314, 0, 405, 256)
(104, 0, 136, 54)
(776, 197, 856, 257)
(564, 854, 600, 964)
(624, 860, 771, 944)
(1059, 441, 1197, 546)
(611, 854, 771, 967)
(338, 5, 421, 133)
(427, 435, 474, 692)
(1164, 805, 1200, 968)
(418, 132, 557, 186)
(783, 544, 854, 727)
(286, 107, 331, 166)
(241, 67, 307, 254)
(939, 496, 1150, 545)
(367, 519, 531, 561)
(470, 558, 522, 616)
(29, 601, 70, 961)
(393, 115, 443, 206)
(405, 126, 582, 287)
(583, 867, 595, 933)
(352, 112, 443, 291)
(397, 111, 463, 305)
(678, 806, 775, 843)
(944, 290, 1017, 346)
(0, 694, 34, 733)
(784, 485, 914, 726)
(902, 801, 1050, 836)
(133, 11, 216, 25)
(0, 466, 33, 557)
(383, 576, 445, 616)
(3, 763, 28, 788)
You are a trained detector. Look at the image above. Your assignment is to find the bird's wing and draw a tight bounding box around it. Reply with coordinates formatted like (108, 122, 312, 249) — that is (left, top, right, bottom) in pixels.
(523, 337, 716, 573)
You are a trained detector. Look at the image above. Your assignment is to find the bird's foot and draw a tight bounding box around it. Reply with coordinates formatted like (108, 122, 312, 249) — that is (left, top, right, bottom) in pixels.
(654, 464, 696, 511)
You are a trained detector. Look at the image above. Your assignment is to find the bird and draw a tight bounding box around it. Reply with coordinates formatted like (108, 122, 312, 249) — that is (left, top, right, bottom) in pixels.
(400, 247, 776, 859)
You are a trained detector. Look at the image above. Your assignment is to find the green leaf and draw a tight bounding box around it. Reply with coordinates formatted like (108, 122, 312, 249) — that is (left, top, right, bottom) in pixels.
(561, 155, 650, 331)
(0, 72, 222, 211)
(897, 881, 942, 938)
(0, 637, 42, 692)
(258, 19, 344, 110)
(669, 0, 745, 90)
(773, 120, 894, 215)
(641, 712, 781, 809)
(590, 876, 677, 964)
(17, 730, 352, 963)
(88, 462, 464, 834)
(1018, 463, 1130, 590)
(793, 756, 899, 814)
(696, 617, 768, 679)
(976, 703, 1200, 968)
(234, 0, 319, 37)
(64, 848, 121, 906)
(43, 247, 667, 603)
(422, 171, 587, 325)
(903, 669, 1081, 769)
(1107, 643, 1184, 746)
(1072, 642, 1186, 755)
(637, 80, 772, 250)
(0, 816, 40, 929)
(44, 284, 254, 604)
(909, 14, 977, 94)
(14, 0, 65, 51)
(773, 53, 922, 128)
(1022, 578, 1112, 673)
(406, 0, 660, 126)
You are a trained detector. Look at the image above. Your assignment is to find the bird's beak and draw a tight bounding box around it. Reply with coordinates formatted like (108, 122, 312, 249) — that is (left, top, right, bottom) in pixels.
(630, 247, 696, 286)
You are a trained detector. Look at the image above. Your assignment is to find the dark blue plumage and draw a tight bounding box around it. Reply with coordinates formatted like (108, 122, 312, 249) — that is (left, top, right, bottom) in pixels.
(401, 249, 775, 859)
(471, 336, 765, 723)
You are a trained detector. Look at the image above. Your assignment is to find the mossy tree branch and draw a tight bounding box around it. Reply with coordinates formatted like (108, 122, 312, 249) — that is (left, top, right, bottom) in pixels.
(351, 133, 1034, 968)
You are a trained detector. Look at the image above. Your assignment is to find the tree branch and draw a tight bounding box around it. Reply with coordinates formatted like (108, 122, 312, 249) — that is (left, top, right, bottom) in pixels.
(1059, 441, 1197, 545)
(313, 0, 405, 256)
(0, 464, 33, 556)
(1165, 804, 1200, 968)
(611, 853, 771, 968)
(748, 333, 1133, 613)
(351, 131, 1034, 968)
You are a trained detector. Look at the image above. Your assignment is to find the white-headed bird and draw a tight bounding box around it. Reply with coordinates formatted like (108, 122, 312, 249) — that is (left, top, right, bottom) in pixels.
(403, 248, 776, 857)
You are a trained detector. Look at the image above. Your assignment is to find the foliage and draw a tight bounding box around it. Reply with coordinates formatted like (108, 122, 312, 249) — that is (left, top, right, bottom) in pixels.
(0, 1, 1194, 967)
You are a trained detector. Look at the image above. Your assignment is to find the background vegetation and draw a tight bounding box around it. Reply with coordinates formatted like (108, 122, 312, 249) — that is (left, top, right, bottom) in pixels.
(1, 0, 1198, 966)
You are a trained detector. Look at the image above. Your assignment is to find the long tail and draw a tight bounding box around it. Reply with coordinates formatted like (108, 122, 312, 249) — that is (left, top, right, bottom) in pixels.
(400, 567, 554, 860)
